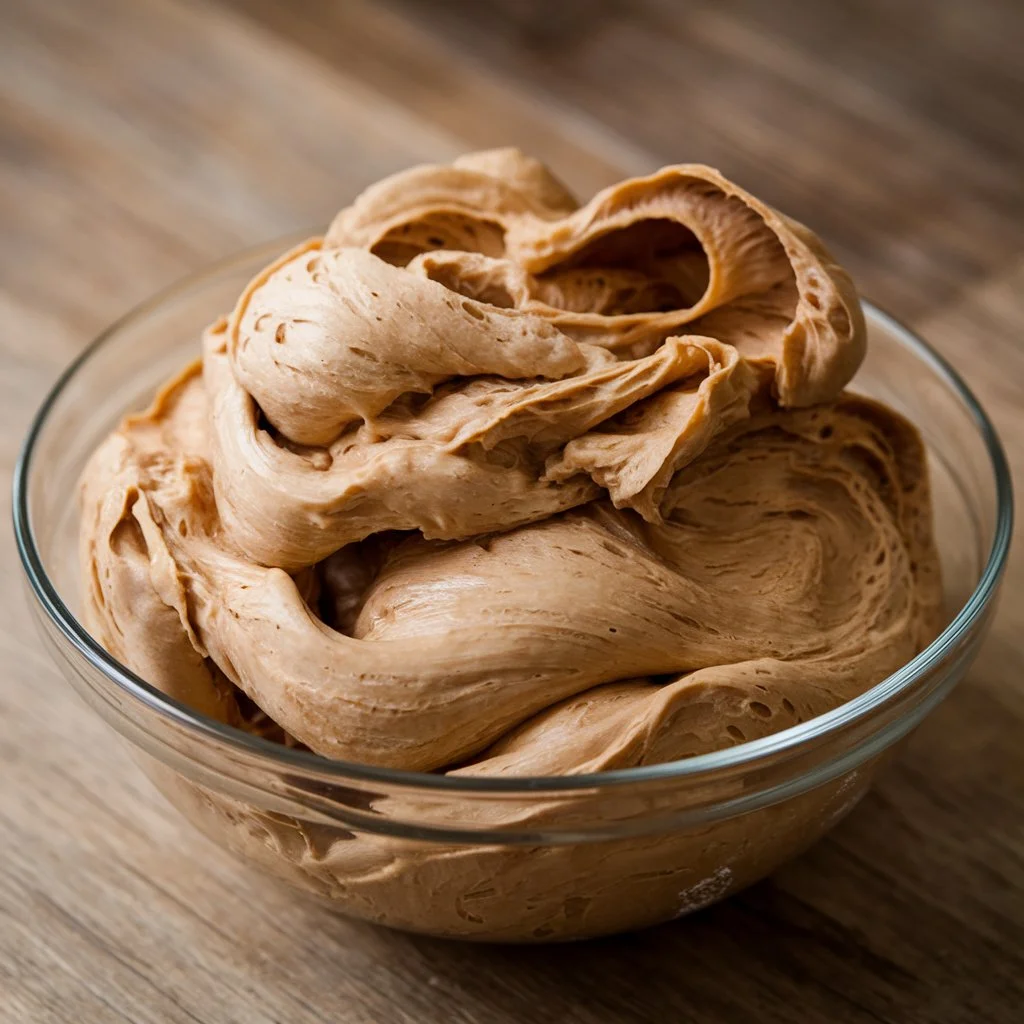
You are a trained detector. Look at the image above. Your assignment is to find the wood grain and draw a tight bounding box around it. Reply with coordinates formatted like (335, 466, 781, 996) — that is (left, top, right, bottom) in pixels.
(1, 0, 1021, 1021)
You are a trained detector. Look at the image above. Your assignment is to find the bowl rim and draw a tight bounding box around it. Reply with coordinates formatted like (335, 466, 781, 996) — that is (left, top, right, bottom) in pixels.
(12, 239, 1015, 795)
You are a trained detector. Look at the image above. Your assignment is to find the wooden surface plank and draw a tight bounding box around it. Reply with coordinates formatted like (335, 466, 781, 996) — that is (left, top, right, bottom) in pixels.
(1, 0, 1021, 1021)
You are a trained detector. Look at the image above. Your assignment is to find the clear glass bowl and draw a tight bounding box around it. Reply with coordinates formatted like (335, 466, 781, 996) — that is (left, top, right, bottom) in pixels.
(13, 239, 1013, 942)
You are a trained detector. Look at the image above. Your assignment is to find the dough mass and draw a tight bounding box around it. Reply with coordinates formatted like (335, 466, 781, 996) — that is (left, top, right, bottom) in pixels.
(78, 150, 943, 938)
(80, 149, 941, 777)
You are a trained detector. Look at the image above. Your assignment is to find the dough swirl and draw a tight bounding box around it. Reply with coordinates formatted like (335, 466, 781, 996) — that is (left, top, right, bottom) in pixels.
(79, 149, 940, 778)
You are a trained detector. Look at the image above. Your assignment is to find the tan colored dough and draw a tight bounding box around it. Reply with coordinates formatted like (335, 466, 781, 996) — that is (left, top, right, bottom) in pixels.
(78, 150, 941, 938)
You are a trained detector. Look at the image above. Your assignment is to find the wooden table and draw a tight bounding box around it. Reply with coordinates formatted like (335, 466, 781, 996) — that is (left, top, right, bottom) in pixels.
(2, 1, 1021, 1020)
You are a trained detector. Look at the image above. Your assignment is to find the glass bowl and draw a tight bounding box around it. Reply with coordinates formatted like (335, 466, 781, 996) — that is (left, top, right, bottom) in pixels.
(13, 239, 1013, 942)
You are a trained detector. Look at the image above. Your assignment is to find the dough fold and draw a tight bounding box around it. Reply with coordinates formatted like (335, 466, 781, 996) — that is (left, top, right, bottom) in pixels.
(80, 149, 939, 779)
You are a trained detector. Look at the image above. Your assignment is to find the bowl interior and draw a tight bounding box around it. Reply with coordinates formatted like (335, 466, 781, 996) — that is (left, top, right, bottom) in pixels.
(16, 240, 1011, 787)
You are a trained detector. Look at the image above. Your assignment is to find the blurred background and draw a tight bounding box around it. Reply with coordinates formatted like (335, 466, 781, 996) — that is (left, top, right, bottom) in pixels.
(4, 0, 1022, 348)
(2, 2, 1022, 1022)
